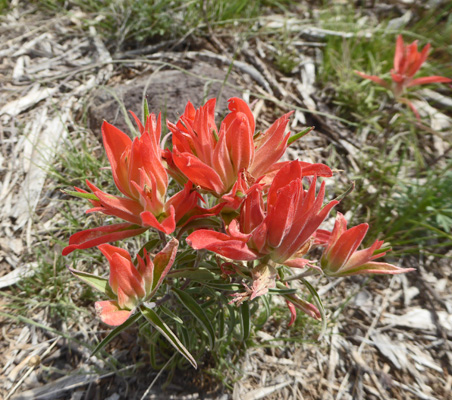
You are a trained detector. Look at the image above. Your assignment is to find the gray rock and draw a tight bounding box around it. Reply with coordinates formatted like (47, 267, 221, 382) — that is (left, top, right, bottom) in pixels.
(88, 63, 240, 137)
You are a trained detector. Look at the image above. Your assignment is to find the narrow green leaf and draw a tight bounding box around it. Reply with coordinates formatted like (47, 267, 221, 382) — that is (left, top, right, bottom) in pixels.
(200, 298, 216, 309)
(268, 287, 298, 295)
(140, 305, 197, 369)
(143, 98, 150, 120)
(176, 217, 222, 240)
(160, 305, 184, 325)
(62, 190, 99, 201)
(136, 238, 160, 262)
(302, 279, 327, 340)
(92, 313, 142, 356)
(372, 245, 392, 257)
(224, 303, 236, 337)
(172, 288, 215, 349)
(218, 307, 225, 339)
(202, 282, 242, 292)
(167, 267, 216, 281)
(68, 268, 114, 297)
(255, 294, 271, 329)
(287, 126, 314, 145)
(240, 302, 250, 341)
(332, 181, 355, 203)
(175, 251, 197, 265)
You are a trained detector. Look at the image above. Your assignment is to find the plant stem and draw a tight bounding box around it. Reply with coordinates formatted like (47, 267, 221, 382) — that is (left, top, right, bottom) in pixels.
(158, 231, 167, 246)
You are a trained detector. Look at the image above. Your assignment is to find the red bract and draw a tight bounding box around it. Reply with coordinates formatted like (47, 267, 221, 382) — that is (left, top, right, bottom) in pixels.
(62, 114, 215, 255)
(319, 213, 415, 277)
(187, 161, 337, 267)
(167, 98, 295, 198)
(94, 239, 178, 326)
(355, 35, 451, 118)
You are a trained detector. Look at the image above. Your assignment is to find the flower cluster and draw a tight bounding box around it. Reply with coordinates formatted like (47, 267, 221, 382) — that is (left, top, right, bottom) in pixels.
(65, 95, 414, 366)
(355, 35, 451, 118)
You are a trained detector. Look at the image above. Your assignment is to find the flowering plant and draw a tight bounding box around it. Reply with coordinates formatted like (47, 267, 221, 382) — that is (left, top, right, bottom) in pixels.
(355, 35, 451, 118)
(64, 97, 414, 368)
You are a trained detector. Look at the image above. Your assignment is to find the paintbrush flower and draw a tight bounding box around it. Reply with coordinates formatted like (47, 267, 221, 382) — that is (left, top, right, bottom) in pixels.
(74, 239, 178, 326)
(355, 35, 451, 117)
(319, 213, 415, 277)
(187, 161, 337, 267)
(63, 113, 217, 255)
(167, 98, 303, 200)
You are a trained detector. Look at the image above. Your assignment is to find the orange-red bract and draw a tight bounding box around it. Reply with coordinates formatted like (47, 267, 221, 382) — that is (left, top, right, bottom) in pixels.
(355, 35, 451, 118)
(319, 213, 415, 277)
(62, 113, 218, 255)
(187, 161, 338, 267)
(167, 98, 296, 199)
(94, 239, 178, 326)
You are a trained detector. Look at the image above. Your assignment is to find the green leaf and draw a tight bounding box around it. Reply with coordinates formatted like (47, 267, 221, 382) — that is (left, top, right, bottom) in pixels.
(143, 98, 150, 121)
(302, 279, 327, 340)
(175, 250, 197, 266)
(135, 238, 161, 262)
(268, 287, 298, 295)
(62, 190, 99, 201)
(332, 181, 355, 203)
(255, 294, 270, 329)
(240, 302, 250, 341)
(167, 267, 216, 281)
(160, 305, 184, 325)
(218, 307, 225, 339)
(68, 268, 114, 297)
(202, 282, 242, 292)
(223, 302, 236, 338)
(92, 313, 142, 356)
(172, 288, 215, 349)
(287, 126, 314, 145)
(372, 245, 391, 257)
(140, 305, 197, 369)
(176, 217, 222, 240)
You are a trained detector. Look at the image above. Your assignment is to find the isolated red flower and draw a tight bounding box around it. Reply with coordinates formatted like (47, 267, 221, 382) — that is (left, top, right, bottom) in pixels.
(318, 213, 415, 277)
(167, 98, 295, 198)
(94, 239, 178, 326)
(187, 161, 337, 267)
(355, 35, 451, 117)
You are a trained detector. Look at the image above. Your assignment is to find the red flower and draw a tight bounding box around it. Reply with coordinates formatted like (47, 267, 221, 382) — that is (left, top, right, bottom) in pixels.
(355, 35, 451, 118)
(93, 239, 178, 326)
(187, 161, 337, 267)
(167, 98, 296, 198)
(63, 113, 215, 255)
(319, 213, 415, 277)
